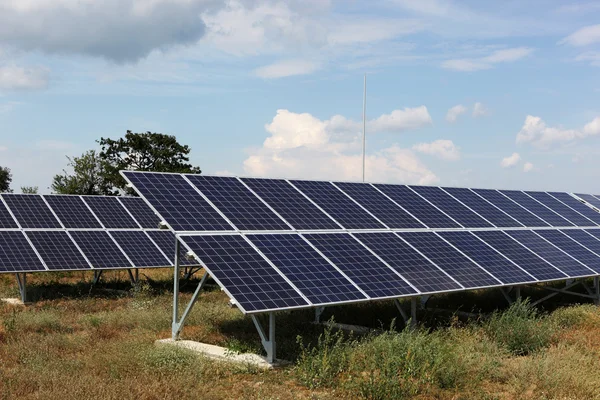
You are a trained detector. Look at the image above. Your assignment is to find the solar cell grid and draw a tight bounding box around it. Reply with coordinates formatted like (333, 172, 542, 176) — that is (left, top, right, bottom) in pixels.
(583, 229, 600, 243)
(303, 233, 417, 299)
(575, 193, 600, 209)
(409, 186, 492, 228)
(536, 230, 600, 274)
(500, 190, 574, 227)
(334, 182, 425, 229)
(181, 235, 309, 312)
(69, 231, 132, 269)
(118, 197, 162, 229)
(110, 231, 171, 268)
(472, 189, 549, 227)
(374, 184, 460, 228)
(0, 231, 45, 272)
(122, 172, 233, 231)
(240, 178, 340, 230)
(249, 234, 366, 305)
(45, 195, 102, 229)
(438, 231, 535, 284)
(0, 200, 17, 229)
(3, 194, 62, 228)
(547, 192, 600, 225)
(186, 175, 290, 231)
(291, 180, 384, 229)
(354, 232, 462, 293)
(83, 196, 139, 229)
(442, 187, 521, 227)
(26, 231, 91, 270)
(397, 231, 499, 288)
(146, 230, 198, 266)
(526, 191, 596, 227)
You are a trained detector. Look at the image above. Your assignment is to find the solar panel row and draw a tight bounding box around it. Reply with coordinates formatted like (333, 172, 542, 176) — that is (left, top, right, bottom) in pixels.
(180, 228, 600, 314)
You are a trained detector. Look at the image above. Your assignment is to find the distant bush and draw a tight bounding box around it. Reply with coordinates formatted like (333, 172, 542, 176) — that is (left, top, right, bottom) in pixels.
(550, 304, 599, 329)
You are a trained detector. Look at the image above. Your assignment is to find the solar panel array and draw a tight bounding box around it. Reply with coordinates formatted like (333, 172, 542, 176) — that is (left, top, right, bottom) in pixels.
(122, 171, 600, 314)
(0, 193, 189, 273)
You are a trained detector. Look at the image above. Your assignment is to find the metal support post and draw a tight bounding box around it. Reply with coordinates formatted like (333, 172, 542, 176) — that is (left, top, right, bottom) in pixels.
(515, 286, 521, 302)
(420, 294, 431, 309)
(127, 269, 140, 287)
(171, 272, 209, 340)
(394, 299, 409, 325)
(92, 270, 103, 285)
(172, 238, 181, 340)
(314, 306, 325, 323)
(252, 313, 276, 364)
(411, 298, 417, 326)
(499, 287, 513, 305)
(595, 277, 600, 306)
(15, 273, 27, 303)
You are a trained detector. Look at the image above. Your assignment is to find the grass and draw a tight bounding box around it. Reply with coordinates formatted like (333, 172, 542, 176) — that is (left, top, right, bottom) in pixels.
(2, 271, 600, 399)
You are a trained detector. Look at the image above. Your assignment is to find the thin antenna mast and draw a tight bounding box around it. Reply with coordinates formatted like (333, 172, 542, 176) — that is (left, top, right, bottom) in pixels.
(362, 74, 366, 182)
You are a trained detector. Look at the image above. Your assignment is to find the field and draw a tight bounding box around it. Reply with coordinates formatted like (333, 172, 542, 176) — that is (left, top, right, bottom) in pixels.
(2, 270, 600, 399)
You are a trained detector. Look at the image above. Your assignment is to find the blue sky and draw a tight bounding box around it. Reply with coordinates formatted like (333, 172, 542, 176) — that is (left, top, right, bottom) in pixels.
(1, 0, 599, 193)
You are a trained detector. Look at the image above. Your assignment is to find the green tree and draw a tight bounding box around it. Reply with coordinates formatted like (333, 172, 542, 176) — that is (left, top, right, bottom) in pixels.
(0, 166, 12, 193)
(20, 186, 38, 194)
(51, 150, 112, 195)
(98, 130, 201, 194)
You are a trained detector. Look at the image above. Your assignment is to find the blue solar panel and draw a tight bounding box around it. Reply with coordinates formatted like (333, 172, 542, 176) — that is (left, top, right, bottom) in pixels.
(26, 231, 91, 270)
(69, 231, 132, 269)
(122, 172, 233, 231)
(186, 176, 290, 231)
(575, 193, 600, 209)
(334, 182, 425, 229)
(535, 230, 600, 274)
(472, 189, 549, 227)
(354, 232, 462, 293)
(410, 186, 492, 228)
(438, 231, 535, 285)
(374, 184, 460, 228)
(249, 234, 366, 305)
(240, 178, 339, 230)
(303, 233, 417, 299)
(442, 187, 521, 227)
(146, 230, 198, 266)
(473, 231, 566, 281)
(118, 197, 162, 229)
(583, 229, 600, 243)
(397, 231, 499, 288)
(547, 192, 600, 225)
(83, 196, 139, 229)
(291, 180, 384, 229)
(3, 194, 62, 228)
(45, 195, 102, 229)
(500, 190, 574, 227)
(0, 199, 17, 228)
(110, 231, 171, 268)
(181, 235, 309, 313)
(0, 232, 45, 272)
(526, 191, 596, 227)
(505, 230, 594, 278)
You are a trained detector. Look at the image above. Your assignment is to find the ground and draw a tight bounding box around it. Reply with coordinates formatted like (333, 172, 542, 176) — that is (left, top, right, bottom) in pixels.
(1, 270, 600, 400)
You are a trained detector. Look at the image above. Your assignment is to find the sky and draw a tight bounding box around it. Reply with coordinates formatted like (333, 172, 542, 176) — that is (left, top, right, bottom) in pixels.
(0, 0, 600, 194)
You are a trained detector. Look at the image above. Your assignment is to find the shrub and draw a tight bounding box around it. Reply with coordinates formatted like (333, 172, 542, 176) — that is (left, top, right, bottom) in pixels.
(550, 304, 599, 329)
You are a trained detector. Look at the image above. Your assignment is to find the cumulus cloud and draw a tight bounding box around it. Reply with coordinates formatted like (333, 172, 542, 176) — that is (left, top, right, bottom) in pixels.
(472, 102, 488, 117)
(500, 152, 520, 168)
(442, 47, 533, 72)
(255, 59, 320, 78)
(0, 65, 48, 90)
(575, 51, 600, 66)
(445, 104, 467, 122)
(368, 106, 433, 133)
(523, 162, 534, 172)
(560, 24, 600, 46)
(243, 109, 438, 184)
(516, 115, 600, 148)
(412, 139, 460, 161)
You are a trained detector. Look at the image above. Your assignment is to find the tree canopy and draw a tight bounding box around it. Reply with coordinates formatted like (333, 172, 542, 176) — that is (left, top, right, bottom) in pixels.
(20, 186, 38, 194)
(51, 150, 113, 195)
(0, 166, 12, 193)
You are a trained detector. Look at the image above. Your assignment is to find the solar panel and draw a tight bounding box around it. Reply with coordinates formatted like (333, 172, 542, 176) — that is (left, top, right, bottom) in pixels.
(118, 197, 162, 229)
(354, 232, 462, 293)
(240, 178, 340, 230)
(472, 189, 549, 227)
(374, 184, 460, 228)
(438, 231, 535, 285)
(303, 233, 417, 299)
(26, 231, 91, 270)
(473, 231, 567, 281)
(0, 200, 17, 229)
(0, 231, 45, 272)
(505, 230, 594, 278)
(69, 231, 132, 269)
(181, 235, 309, 313)
(109, 231, 171, 268)
(146, 230, 198, 266)
(500, 190, 574, 227)
(397, 231, 499, 288)
(186, 175, 290, 231)
(82, 196, 139, 229)
(334, 182, 425, 229)
(248, 234, 367, 305)
(121, 172, 233, 231)
(583, 229, 600, 243)
(44, 195, 102, 229)
(291, 180, 384, 229)
(535, 230, 600, 274)
(547, 192, 600, 225)
(2, 194, 62, 228)
(526, 191, 596, 227)
(575, 193, 600, 209)
(409, 186, 492, 228)
(442, 187, 521, 227)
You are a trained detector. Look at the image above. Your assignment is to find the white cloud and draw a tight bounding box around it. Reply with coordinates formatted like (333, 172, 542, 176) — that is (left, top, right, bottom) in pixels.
(516, 115, 600, 148)
(0, 66, 48, 90)
(442, 47, 533, 71)
(254, 60, 320, 79)
(560, 24, 600, 47)
(523, 162, 534, 172)
(0, 101, 22, 114)
(368, 106, 433, 133)
(413, 139, 460, 161)
(472, 102, 488, 117)
(500, 152, 520, 168)
(445, 104, 467, 122)
(575, 51, 600, 67)
(584, 117, 600, 136)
